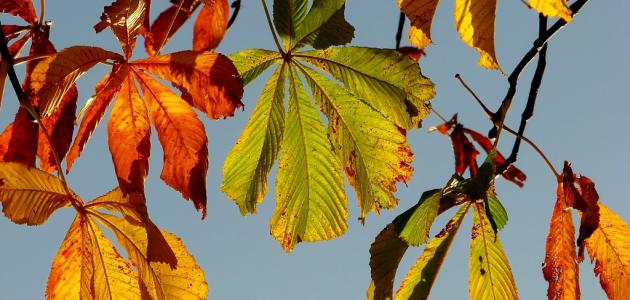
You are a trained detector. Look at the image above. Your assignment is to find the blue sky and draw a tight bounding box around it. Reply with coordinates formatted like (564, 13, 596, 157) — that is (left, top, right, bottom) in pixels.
(1, 0, 628, 299)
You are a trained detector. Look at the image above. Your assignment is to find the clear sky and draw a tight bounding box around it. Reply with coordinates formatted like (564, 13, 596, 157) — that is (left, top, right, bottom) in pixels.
(1, 0, 628, 299)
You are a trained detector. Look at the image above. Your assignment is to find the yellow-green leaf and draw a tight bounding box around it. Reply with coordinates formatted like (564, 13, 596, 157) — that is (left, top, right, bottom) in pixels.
(469, 203, 518, 299)
(229, 49, 282, 85)
(529, 0, 572, 22)
(0, 162, 73, 225)
(271, 67, 347, 252)
(222, 65, 286, 214)
(454, 0, 501, 71)
(396, 204, 470, 299)
(585, 203, 630, 300)
(396, 189, 442, 246)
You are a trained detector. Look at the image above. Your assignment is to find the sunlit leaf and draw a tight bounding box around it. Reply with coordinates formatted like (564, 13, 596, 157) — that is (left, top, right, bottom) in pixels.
(0, 108, 39, 166)
(94, 0, 148, 59)
(454, 0, 500, 70)
(469, 203, 518, 299)
(542, 183, 580, 300)
(293, 0, 349, 50)
(131, 51, 243, 119)
(0, 162, 73, 225)
(193, 0, 229, 51)
(29, 46, 123, 116)
(0, 0, 37, 23)
(222, 65, 286, 214)
(135, 71, 209, 218)
(396, 204, 470, 300)
(529, 0, 572, 22)
(37, 86, 77, 173)
(271, 67, 347, 251)
(585, 203, 630, 300)
(229, 48, 282, 85)
(368, 223, 410, 300)
(144, 0, 200, 56)
(399, 0, 440, 48)
(107, 73, 151, 194)
(297, 47, 434, 129)
(486, 193, 508, 231)
(298, 7, 354, 49)
(396, 189, 442, 246)
(273, 0, 308, 49)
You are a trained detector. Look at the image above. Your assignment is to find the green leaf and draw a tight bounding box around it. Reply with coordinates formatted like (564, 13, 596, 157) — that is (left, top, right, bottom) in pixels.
(271, 67, 347, 252)
(222, 65, 286, 214)
(396, 204, 470, 300)
(273, 0, 308, 49)
(292, 0, 347, 49)
(395, 189, 442, 246)
(298, 7, 354, 49)
(486, 193, 508, 231)
(296, 47, 434, 129)
(297, 63, 414, 220)
(228, 49, 282, 85)
(469, 203, 518, 300)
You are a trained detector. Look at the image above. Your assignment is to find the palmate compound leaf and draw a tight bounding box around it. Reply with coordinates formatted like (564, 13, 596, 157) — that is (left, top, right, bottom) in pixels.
(94, 0, 148, 59)
(396, 204, 470, 300)
(585, 203, 630, 300)
(469, 202, 518, 300)
(0, 162, 73, 225)
(542, 183, 580, 300)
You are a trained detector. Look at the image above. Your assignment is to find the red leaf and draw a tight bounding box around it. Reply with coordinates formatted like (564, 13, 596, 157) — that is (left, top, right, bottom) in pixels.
(0, 0, 37, 24)
(397, 46, 426, 61)
(37, 86, 77, 172)
(0, 108, 38, 166)
(450, 124, 479, 176)
(192, 0, 229, 51)
(143, 0, 200, 56)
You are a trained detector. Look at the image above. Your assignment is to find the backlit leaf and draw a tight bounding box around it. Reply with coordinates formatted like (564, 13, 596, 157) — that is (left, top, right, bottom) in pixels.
(542, 184, 580, 300)
(131, 51, 243, 119)
(298, 7, 354, 49)
(529, 0, 572, 22)
(229, 48, 282, 85)
(0, 0, 37, 23)
(222, 65, 286, 214)
(454, 0, 500, 70)
(271, 67, 347, 251)
(107, 73, 151, 194)
(396, 189, 442, 246)
(273, 0, 308, 49)
(297, 47, 434, 129)
(293, 0, 348, 50)
(144, 0, 199, 56)
(0, 108, 39, 166)
(29, 46, 123, 116)
(399, 0, 440, 48)
(37, 86, 77, 173)
(94, 0, 148, 59)
(469, 203, 518, 299)
(486, 193, 508, 231)
(299, 64, 413, 220)
(0, 162, 72, 225)
(193, 0, 229, 51)
(396, 204, 470, 299)
(136, 71, 209, 218)
(368, 223, 410, 300)
(585, 203, 630, 300)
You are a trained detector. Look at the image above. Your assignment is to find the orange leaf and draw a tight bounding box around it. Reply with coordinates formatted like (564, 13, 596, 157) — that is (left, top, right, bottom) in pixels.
(66, 65, 128, 172)
(107, 73, 151, 194)
(0, 108, 38, 166)
(585, 203, 630, 300)
(37, 86, 77, 173)
(131, 51, 243, 119)
(144, 0, 200, 56)
(542, 183, 580, 299)
(94, 0, 148, 59)
(28, 46, 123, 116)
(399, 0, 440, 48)
(193, 0, 229, 51)
(562, 162, 600, 257)
(0, 0, 37, 23)
(135, 71, 209, 217)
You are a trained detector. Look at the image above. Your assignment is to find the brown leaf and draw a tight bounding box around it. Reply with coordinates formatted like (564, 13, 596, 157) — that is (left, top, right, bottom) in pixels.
(131, 51, 243, 119)
(399, 0, 440, 48)
(135, 71, 208, 217)
(543, 183, 580, 300)
(0, 0, 37, 23)
(562, 162, 600, 258)
(107, 73, 151, 194)
(368, 223, 409, 300)
(192, 0, 229, 51)
(94, 0, 148, 59)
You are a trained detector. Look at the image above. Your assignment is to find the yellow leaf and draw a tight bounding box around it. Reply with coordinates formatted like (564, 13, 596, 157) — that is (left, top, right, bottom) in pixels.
(543, 184, 580, 299)
(399, 0, 441, 48)
(454, 0, 501, 71)
(585, 203, 630, 300)
(46, 215, 140, 299)
(0, 162, 73, 225)
(529, 0, 572, 22)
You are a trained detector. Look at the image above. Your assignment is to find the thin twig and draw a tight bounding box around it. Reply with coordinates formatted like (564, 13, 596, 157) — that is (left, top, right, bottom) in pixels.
(500, 15, 548, 174)
(155, 0, 185, 56)
(430, 107, 448, 123)
(490, 0, 590, 143)
(261, 0, 284, 55)
(39, 0, 46, 25)
(0, 22, 79, 208)
(227, 0, 241, 29)
(455, 73, 492, 117)
(395, 12, 405, 50)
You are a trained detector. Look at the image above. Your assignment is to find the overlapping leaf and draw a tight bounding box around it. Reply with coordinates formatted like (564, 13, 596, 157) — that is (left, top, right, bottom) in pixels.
(193, 0, 230, 51)
(94, 0, 148, 59)
(529, 0, 572, 22)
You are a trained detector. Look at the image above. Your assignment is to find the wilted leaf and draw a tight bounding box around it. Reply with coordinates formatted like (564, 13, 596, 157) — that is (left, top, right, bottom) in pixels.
(529, 0, 572, 22)
(562, 162, 600, 257)
(271, 68, 347, 251)
(585, 203, 630, 300)
(543, 183, 580, 300)
(94, 0, 148, 59)
(135, 71, 209, 217)
(131, 51, 243, 119)
(454, 0, 500, 70)
(0, 162, 73, 225)
(469, 203, 518, 299)
(29, 46, 123, 116)
(193, 0, 229, 51)
(399, 0, 440, 48)
(396, 204, 470, 300)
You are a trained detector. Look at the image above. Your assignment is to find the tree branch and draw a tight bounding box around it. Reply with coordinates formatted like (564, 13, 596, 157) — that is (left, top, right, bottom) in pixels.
(489, 0, 590, 143)
(395, 12, 405, 50)
(227, 0, 241, 29)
